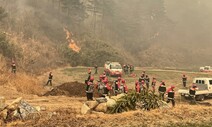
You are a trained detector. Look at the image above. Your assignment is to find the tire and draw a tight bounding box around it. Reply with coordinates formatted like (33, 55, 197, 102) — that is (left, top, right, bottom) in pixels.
(196, 95, 205, 101)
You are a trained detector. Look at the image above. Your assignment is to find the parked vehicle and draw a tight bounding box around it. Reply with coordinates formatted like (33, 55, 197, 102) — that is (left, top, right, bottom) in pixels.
(178, 78, 212, 101)
(104, 61, 123, 77)
(199, 66, 212, 72)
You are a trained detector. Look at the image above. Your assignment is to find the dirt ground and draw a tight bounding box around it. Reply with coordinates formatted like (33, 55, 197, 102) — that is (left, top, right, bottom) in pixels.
(44, 82, 86, 97)
(1, 67, 212, 127)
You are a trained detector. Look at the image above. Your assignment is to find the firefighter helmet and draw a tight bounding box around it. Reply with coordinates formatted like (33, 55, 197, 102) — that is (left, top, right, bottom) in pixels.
(118, 77, 121, 80)
(90, 76, 94, 81)
(122, 79, 126, 83)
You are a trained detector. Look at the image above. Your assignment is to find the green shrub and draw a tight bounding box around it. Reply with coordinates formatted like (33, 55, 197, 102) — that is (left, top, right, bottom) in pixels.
(108, 90, 161, 114)
(59, 36, 124, 66)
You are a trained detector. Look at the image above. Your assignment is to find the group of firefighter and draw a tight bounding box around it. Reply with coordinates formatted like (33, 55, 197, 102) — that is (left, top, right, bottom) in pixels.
(85, 69, 199, 107)
(85, 69, 128, 101)
(10, 60, 54, 86)
(10, 60, 198, 106)
(123, 64, 134, 74)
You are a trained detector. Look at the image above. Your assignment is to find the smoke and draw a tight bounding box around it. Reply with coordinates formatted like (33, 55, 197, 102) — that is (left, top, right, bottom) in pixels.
(1, 0, 212, 67)
(165, 0, 212, 45)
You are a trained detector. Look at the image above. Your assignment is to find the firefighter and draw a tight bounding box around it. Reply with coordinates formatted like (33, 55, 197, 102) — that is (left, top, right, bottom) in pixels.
(103, 79, 111, 96)
(142, 71, 146, 77)
(151, 77, 157, 92)
(11, 61, 16, 74)
(123, 64, 128, 74)
(145, 75, 150, 89)
(138, 74, 145, 83)
(120, 79, 128, 94)
(114, 77, 122, 95)
(182, 74, 187, 87)
(158, 81, 166, 101)
(129, 65, 134, 74)
(88, 68, 91, 79)
(189, 84, 198, 104)
(166, 85, 175, 107)
(46, 72, 53, 86)
(86, 76, 94, 101)
(101, 72, 107, 81)
(97, 74, 108, 97)
(97, 75, 104, 97)
(85, 68, 92, 85)
(94, 65, 98, 74)
(140, 80, 145, 91)
(135, 80, 140, 93)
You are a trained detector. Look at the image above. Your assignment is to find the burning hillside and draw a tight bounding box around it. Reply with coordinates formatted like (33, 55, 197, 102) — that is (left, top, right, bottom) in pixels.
(63, 28, 81, 53)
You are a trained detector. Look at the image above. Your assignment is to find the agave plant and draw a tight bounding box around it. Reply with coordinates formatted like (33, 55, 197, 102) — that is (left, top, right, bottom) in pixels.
(108, 89, 161, 114)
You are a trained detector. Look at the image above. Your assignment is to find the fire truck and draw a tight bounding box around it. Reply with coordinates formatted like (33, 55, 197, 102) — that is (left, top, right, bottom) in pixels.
(104, 61, 123, 77)
(199, 66, 212, 72)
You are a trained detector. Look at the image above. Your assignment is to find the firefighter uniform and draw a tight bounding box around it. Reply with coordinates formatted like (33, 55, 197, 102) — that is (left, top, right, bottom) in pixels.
(158, 82, 166, 101)
(166, 86, 175, 107)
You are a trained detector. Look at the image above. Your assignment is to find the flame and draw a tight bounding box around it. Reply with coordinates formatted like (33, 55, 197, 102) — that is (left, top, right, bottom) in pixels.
(63, 27, 81, 53)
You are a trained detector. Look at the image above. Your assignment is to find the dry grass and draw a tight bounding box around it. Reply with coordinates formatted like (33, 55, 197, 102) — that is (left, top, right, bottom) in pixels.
(10, 103, 212, 127)
(7, 32, 62, 74)
(0, 54, 6, 71)
(2, 73, 45, 96)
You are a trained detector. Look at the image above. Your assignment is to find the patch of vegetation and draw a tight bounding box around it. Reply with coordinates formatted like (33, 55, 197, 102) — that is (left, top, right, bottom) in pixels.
(0, 32, 22, 58)
(0, 6, 22, 59)
(108, 90, 162, 114)
(59, 36, 124, 66)
(0, 6, 7, 21)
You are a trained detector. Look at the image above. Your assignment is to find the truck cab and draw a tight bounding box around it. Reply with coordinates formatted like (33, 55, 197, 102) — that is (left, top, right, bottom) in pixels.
(104, 61, 123, 77)
(178, 78, 212, 101)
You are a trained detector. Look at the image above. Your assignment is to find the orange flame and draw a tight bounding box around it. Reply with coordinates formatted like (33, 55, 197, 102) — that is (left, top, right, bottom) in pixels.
(63, 27, 81, 53)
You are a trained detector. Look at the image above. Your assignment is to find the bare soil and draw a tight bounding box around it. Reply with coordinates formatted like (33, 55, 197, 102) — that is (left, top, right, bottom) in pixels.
(44, 82, 86, 97)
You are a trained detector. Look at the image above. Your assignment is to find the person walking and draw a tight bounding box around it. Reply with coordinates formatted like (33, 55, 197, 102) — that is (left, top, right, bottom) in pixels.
(46, 72, 53, 86)
(94, 65, 98, 74)
(182, 74, 187, 87)
(189, 84, 198, 104)
(166, 85, 175, 107)
(158, 81, 166, 101)
(11, 61, 16, 74)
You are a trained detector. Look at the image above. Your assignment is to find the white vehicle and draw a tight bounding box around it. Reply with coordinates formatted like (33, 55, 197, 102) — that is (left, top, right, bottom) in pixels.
(199, 66, 212, 72)
(178, 78, 212, 101)
(104, 61, 123, 77)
